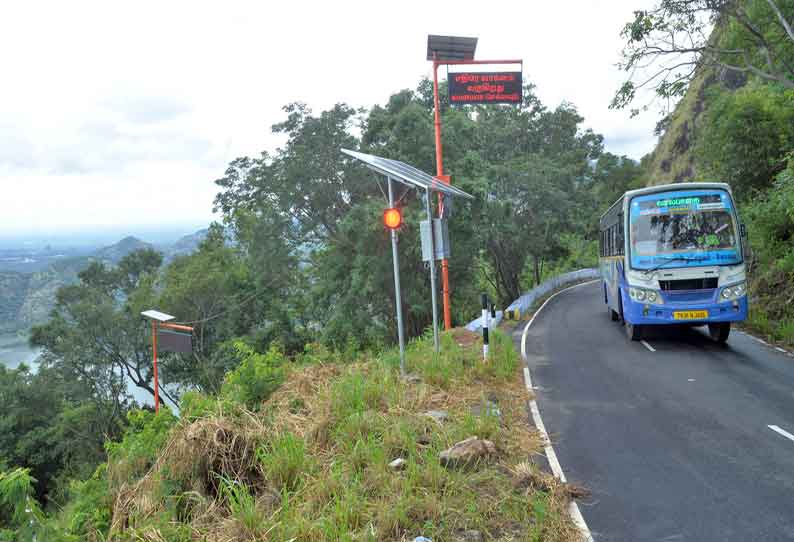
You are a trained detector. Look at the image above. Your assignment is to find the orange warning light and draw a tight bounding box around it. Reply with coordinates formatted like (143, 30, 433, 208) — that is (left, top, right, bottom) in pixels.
(383, 207, 403, 230)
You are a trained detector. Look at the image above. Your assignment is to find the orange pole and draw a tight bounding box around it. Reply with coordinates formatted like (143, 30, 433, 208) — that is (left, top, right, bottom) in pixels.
(433, 58, 453, 331)
(152, 321, 159, 414)
(431, 56, 522, 330)
(159, 322, 194, 332)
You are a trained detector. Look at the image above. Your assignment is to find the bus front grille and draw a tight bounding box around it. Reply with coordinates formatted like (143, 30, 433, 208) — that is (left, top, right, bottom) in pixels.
(659, 278, 719, 291)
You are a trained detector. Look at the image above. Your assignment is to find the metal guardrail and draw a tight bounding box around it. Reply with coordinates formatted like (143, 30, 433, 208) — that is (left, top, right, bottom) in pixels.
(465, 268, 599, 332)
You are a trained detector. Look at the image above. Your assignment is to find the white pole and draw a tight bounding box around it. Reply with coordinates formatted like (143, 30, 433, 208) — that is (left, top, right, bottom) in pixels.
(388, 177, 406, 375)
(425, 188, 440, 353)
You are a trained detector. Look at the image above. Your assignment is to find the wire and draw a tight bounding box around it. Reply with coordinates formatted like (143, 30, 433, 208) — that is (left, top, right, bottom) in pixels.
(175, 290, 260, 326)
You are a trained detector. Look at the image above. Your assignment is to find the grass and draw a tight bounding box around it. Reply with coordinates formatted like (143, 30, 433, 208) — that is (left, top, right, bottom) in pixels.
(101, 328, 582, 542)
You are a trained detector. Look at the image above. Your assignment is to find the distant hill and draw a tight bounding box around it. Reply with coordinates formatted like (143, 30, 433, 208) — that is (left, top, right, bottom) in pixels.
(0, 267, 77, 334)
(0, 229, 209, 334)
(165, 229, 209, 259)
(95, 236, 156, 263)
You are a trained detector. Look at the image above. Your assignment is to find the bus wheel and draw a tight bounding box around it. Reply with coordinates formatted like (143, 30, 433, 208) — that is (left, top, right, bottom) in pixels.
(610, 308, 620, 321)
(626, 322, 643, 341)
(708, 322, 730, 343)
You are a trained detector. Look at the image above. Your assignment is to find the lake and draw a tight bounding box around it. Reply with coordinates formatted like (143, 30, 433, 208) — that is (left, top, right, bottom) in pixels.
(0, 332, 155, 406)
(0, 333, 40, 369)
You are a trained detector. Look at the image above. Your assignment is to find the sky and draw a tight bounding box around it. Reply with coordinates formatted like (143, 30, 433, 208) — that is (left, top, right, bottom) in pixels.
(0, 0, 659, 237)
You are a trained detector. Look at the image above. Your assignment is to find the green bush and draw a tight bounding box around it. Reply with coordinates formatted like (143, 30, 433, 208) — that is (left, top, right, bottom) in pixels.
(743, 154, 794, 344)
(221, 341, 285, 410)
(0, 468, 48, 542)
(257, 432, 311, 492)
(105, 409, 177, 485)
(57, 465, 112, 540)
(697, 83, 794, 197)
(179, 390, 222, 421)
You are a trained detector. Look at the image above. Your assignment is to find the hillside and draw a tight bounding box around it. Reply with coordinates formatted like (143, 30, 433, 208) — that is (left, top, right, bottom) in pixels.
(644, 65, 747, 185)
(0, 231, 208, 334)
(94, 236, 155, 263)
(5, 330, 583, 541)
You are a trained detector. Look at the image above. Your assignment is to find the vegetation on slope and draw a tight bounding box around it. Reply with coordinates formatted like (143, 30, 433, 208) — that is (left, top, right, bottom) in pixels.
(2, 330, 583, 542)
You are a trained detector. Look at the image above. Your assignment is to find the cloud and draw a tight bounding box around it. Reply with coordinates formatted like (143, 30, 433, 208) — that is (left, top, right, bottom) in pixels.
(0, 102, 217, 177)
(104, 94, 193, 124)
(0, 0, 661, 233)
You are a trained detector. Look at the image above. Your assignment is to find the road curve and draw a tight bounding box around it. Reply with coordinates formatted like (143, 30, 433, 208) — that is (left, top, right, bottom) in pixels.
(515, 281, 794, 541)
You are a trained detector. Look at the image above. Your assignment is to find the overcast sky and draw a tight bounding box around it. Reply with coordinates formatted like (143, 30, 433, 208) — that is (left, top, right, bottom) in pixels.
(0, 0, 659, 236)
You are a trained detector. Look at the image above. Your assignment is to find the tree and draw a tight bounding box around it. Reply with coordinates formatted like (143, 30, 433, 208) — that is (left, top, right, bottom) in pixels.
(0, 364, 124, 503)
(156, 225, 292, 392)
(696, 82, 794, 196)
(612, 0, 794, 115)
(466, 95, 602, 302)
(30, 250, 176, 407)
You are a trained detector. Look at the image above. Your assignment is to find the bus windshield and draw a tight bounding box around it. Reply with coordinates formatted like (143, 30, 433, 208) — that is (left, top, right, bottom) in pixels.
(629, 190, 742, 270)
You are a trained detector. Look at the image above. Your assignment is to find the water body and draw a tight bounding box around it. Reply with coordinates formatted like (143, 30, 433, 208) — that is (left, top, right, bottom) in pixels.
(0, 332, 156, 407)
(0, 333, 40, 369)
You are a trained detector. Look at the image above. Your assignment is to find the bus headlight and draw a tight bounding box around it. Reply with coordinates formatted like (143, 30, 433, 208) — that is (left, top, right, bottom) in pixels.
(630, 287, 662, 304)
(720, 281, 746, 301)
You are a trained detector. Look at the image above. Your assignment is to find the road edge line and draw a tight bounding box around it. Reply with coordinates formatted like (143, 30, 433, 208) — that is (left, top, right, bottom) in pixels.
(769, 424, 794, 443)
(521, 280, 597, 542)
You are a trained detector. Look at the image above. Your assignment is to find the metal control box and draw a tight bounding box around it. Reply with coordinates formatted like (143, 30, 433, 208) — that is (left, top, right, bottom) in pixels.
(420, 218, 451, 262)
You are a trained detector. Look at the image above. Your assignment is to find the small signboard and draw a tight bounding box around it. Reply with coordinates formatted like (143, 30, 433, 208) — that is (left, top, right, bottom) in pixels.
(420, 218, 451, 261)
(448, 71, 522, 105)
(158, 328, 192, 353)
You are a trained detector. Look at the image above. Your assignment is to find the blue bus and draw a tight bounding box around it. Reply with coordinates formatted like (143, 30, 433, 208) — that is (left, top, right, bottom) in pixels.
(599, 183, 748, 342)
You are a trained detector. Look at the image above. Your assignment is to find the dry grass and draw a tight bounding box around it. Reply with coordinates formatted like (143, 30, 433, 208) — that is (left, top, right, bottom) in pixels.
(107, 329, 584, 542)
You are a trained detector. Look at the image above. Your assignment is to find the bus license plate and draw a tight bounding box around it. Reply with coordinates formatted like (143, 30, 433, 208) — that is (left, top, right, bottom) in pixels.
(673, 310, 709, 320)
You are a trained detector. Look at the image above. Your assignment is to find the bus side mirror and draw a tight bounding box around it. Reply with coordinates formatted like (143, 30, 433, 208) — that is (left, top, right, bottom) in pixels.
(740, 223, 747, 238)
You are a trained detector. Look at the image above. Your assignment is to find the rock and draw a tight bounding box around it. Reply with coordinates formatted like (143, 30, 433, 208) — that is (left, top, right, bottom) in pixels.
(389, 458, 407, 470)
(471, 400, 501, 421)
(440, 436, 496, 468)
(424, 410, 449, 424)
(458, 530, 482, 542)
(403, 373, 422, 384)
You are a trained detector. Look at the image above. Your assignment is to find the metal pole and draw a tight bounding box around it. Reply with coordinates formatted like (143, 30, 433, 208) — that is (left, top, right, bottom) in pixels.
(432, 57, 453, 331)
(388, 177, 406, 375)
(152, 321, 159, 413)
(425, 188, 440, 352)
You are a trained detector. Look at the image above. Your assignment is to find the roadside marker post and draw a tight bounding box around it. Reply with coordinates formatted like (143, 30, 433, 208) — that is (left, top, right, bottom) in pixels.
(482, 293, 490, 361)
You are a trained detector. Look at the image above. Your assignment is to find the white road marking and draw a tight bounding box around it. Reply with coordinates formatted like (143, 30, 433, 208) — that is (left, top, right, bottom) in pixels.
(768, 425, 794, 443)
(641, 340, 656, 352)
(520, 280, 599, 360)
(775, 347, 787, 354)
(521, 280, 597, 542)
(688, 378, 695, 382)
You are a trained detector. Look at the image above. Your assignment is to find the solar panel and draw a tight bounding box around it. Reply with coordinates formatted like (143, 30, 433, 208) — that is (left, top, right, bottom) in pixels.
(141, 309, 175, 322)
(427, 35, 478, 61)
(341, 149, 474, 200)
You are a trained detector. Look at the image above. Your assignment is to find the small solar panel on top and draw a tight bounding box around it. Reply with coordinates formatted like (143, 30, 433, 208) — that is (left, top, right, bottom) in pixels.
(427, 35, 478, 61)
(341, 149, 474, 200)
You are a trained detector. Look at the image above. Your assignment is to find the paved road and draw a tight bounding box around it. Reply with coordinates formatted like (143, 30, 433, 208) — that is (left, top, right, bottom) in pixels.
(515, 281, 794, 541)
